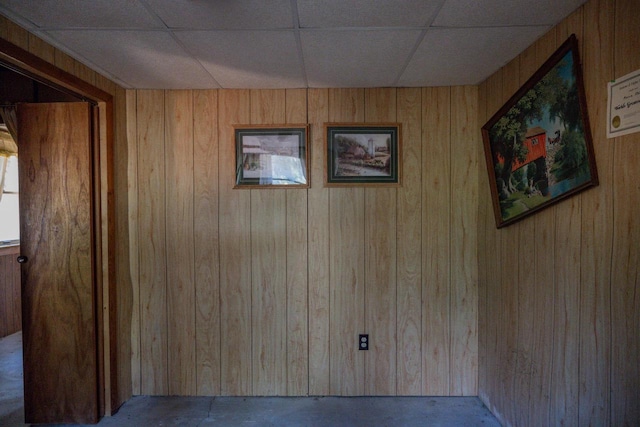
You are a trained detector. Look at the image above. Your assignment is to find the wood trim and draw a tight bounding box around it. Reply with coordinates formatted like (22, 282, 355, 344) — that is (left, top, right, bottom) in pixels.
(102, 98, 117, 412)
(0, 38, 112, 104)
(91, 104, 105, 417)
(0, 245, 20, 256)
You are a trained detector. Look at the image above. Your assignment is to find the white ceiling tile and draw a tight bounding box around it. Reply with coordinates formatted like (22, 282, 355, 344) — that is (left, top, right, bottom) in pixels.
(433, 0, 587, 27)
(0, 0, 162, 29)
(302, 30, 422, 87)
(145, 0, 294, 29)
(175, 31, 305, 88)
(398, 26, 550, 87)
(45, 30, 219, 89)
(297, 0, 445, 28)
(0, 0, 588, 88)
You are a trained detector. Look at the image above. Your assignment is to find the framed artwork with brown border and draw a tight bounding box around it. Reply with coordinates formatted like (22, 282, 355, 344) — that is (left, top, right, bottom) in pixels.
(481, 34, 598, 228)
(234, 124, 309, 189)
(325, 123, 401, 187)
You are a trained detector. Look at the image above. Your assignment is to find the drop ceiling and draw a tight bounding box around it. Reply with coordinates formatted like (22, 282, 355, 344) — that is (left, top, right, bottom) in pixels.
(0, 0, 587, 89)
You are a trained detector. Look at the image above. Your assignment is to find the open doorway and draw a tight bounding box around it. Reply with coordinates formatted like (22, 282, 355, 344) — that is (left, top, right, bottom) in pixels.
(0, 122, 20, 336)
(0, 124, 19, 247)
(0, 63, 98, 424)
(0, 122, 21, 426)
(0, 62, 82, 338)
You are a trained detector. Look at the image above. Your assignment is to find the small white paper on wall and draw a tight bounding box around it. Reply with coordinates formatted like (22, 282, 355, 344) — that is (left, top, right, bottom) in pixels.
(607, 68, 640, 138)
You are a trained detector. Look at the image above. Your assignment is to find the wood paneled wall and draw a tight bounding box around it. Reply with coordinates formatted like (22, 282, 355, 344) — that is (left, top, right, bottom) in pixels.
(126, 87, 479, 396)
(478, 0, 640, 425)
(0, 247, 20, 338)
(4, 1, 637, 422)
(0, 16, 129, 413)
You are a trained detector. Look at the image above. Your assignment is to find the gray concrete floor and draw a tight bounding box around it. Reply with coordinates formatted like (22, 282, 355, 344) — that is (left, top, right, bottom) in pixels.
(0, 331, 23, 426)
(1, 332, 501, 426)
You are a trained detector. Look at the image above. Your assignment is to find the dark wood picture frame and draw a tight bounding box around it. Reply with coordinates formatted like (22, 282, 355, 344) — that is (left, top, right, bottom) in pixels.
(234, 124, 309, 189)
(325, 123, 401, 187)
(481, 34, 598, 228)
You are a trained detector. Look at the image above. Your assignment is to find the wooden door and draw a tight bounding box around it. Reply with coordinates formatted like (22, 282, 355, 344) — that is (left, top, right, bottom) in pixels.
(17, 102, 99, 424)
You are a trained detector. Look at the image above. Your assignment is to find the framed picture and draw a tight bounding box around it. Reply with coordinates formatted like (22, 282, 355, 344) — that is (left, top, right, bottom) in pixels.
(234, 125, 309, 188)
(325, 123, 401, 186)
(481, 34, 598, 228)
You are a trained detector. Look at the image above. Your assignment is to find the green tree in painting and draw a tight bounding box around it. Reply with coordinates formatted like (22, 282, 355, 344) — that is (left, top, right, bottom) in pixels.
(489, 86, 548, 196)
(552, 127, 588, 180)
(489, 55, 576, 202)
(548, 76, 588, 180)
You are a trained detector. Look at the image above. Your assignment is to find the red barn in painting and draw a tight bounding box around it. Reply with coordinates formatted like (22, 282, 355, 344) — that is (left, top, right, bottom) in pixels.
(511, 126, 547, 171)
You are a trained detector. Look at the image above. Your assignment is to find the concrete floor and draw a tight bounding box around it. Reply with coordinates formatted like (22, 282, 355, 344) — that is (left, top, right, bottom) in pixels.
(0, 331, 22, 426)
(1, 332, 501, 426)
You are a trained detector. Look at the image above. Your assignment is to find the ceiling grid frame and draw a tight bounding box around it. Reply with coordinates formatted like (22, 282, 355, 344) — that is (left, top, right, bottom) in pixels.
(0, 0, 587, 89)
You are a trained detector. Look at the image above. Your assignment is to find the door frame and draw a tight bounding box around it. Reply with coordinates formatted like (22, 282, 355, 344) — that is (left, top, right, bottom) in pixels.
(0, 38, 117, 415)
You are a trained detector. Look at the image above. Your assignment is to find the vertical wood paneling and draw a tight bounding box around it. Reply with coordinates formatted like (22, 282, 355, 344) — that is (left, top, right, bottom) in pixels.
(0, 16, 7, 39)
(512, 44, 538, 427)
(550, 12, 584, 426)
(479, 70, 503, 413)
(363, 185, 397, 394)
(421, 87, 451, 395)
(165, 90, 196, 395)
(218, 90, 252, 395)
(1, 17, 28, 49)
(125, 90, 141, 395)
(329, 184, 365, 395)
(395, 88, 422, 395)
(193, 90, 221, 395)
(27, 34, 54, 63)
(53, 50, 77, 77)
(137, 90, 167, 395)
(285, 89, 309, 396)
(364, 88, 397, 395)
(250, 90, 287, 395)
(329, 88, 366, 396)
(612, 0, 640, 424)
(479, 2, 639, 426)
(129, 87, 483, 399)
(11, 251, 20, 332)
(580, 0, 614, 424)
(498, 59, 520, 423)
(477, 79, 489, 405)
(528, 29, 558, 427)
(307, 88, 331, 395)
(74, 62, 97, 86)
(551, 198, 582, 426)
(449, 85, 478, 396)
(0, 250, 21, 338)
(250, 189, 287, 394)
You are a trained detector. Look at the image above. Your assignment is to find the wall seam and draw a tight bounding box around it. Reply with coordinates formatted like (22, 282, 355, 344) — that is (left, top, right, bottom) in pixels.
(608, 2, 617, 425)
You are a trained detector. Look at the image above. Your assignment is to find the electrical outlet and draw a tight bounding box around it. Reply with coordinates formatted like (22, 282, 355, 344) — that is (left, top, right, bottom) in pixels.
(359, 334, 369, 350)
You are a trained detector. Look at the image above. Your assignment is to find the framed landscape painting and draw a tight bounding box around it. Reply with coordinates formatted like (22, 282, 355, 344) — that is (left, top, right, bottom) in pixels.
(234, 125, 309, 188)
(481, 34, 598, 228)
(325, 123, 401, 186)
